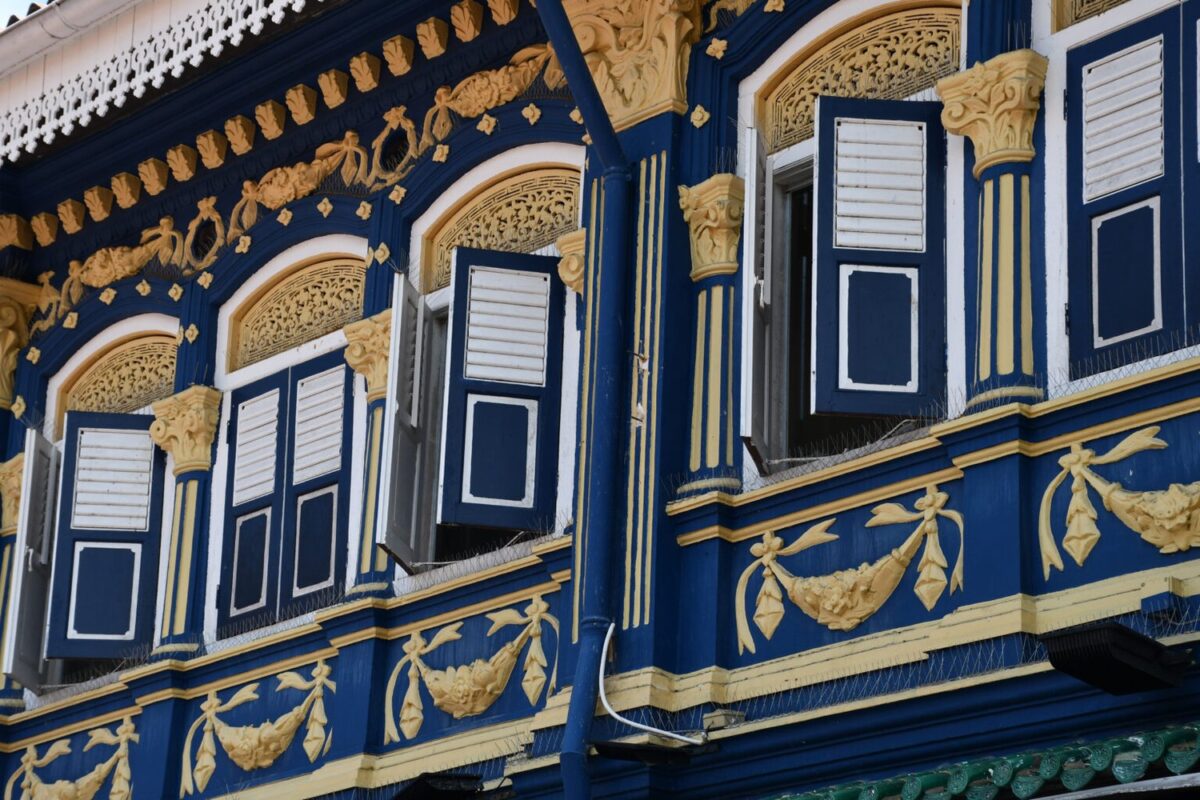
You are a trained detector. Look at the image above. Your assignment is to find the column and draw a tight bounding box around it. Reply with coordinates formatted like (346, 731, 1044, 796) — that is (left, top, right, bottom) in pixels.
(343, 309, 394, 594)
(677, 173, 745, 496)
(938, 49, 1048, 409)
(149, 385, 222, 657)
(0, 453, 25, 709)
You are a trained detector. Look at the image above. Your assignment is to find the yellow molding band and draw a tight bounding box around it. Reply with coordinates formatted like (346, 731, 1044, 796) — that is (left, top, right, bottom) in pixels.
(0, 707, 144, 754)
(675, 467, 962, 545)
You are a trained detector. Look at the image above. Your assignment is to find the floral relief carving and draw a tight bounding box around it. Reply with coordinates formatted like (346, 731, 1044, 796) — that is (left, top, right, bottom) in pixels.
(180, 661, 335, 796)
(735, 485, 965, 654)
(424, 168, 579, 292)
(383, 595, 559, 743)
(1039, 426, 1200, 580)
(63, 336, 177, 435)
(3, 716, 138, 800)
(1054, 0, 1130, 31)
(763, 7, 960, 152)
(233, 258, 365, 371)
(565, 0, 702, 130)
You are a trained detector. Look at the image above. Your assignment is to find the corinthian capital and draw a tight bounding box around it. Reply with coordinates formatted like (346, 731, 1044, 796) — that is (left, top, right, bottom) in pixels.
(937, 49, 1049, 178)
(679, 173, 745, 282)
(555, 229, 587, 294)
(344, 309, 392, 403)
(150, 386, 222, 475)
(0, 278, 40, 412)
(0, 453, 23, 536)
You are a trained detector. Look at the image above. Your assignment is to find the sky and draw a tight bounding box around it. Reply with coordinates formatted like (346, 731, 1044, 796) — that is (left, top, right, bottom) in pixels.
(0, 1, 35, 25)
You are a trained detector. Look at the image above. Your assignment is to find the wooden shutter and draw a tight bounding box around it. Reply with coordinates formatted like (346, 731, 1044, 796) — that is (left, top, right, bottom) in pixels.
(2, 429, 58, 689)
(1066, 8, 1183, 378)
(221, 378, 286, 626)
(811, 96, 945, 416)
(439, 248, 564, 531)
(279, 353, 351, 613)
(377, 276, 428, 567)
(45, 413, 164, 660)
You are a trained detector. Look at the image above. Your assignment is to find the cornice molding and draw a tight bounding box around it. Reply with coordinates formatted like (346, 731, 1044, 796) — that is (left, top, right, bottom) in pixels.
(150, 386, 223, 476)
(678, 173, 745, 281)
(937, 49, 1049, 178)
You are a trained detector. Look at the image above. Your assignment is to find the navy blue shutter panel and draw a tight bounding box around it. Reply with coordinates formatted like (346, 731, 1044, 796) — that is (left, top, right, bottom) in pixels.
(45, 412, 165, 659)
(811, 97, 946, 415)
(278, 351, 351, 615)
(439, 248, 564, 531)
(2, 429, 58, 688)
(1066, 7, 1182, 378)
(219, 372, 287, 630)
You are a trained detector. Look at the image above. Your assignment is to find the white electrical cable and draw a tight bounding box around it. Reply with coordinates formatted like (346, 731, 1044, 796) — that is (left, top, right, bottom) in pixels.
(597, 622, 706, 746)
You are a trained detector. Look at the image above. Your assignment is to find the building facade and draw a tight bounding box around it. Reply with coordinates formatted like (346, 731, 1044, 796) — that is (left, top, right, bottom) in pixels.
(0, 0, 1196, 796)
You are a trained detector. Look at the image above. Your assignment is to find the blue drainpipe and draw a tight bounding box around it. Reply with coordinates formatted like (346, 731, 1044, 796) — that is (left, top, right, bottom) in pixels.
(533, 2, 630, 798)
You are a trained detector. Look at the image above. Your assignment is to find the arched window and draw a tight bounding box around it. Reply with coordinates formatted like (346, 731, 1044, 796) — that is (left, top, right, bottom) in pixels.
(209, 240, 367, 638)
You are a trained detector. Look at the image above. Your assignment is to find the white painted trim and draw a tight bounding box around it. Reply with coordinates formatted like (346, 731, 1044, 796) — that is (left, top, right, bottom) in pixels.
(66, 541, 141, 641)
(1036, 0, 1182, 397)
(152, 454, 177, 650)
(344, 369, 373, 591)
(204, 390, 233, 642)
(946, 133, 967, 416)
(555, 289, 580, 534)
(1090, 197, 1163, 348)
(43, 313, 179, 443)
(292, 486, 339, 598)
(460, 394, 538, 509)
(405, 143, 586, 276)
(837, 264, 920, 393)
(229, 508, 272, 617)
(213, 233, 369, 389)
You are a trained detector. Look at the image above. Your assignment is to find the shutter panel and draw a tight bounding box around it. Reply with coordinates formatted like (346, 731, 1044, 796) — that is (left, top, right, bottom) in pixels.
(740, 126, 774, 472)
(1067, 8, 1183, 378)
(2, 429, 58, 690)
(220, 376, 287, 628)
(378, 275, 428, 567)
(279, 353, 351, 615)
(45, 413, 165, 659)
(811, 97, 945, 415)
(439, 248, 564, 531)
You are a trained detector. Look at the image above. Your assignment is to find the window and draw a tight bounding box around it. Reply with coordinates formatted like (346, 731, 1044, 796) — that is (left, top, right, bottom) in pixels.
(217, 351, 352, 634)
(378, 248, 566, 569)
(1065, 6, 1192, 379)
(744, 97, 947, 473)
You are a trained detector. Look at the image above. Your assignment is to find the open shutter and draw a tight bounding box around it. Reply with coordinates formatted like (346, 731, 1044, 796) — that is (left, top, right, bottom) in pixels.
(279, 352, 351, 612)
(811, 96, 945, 415)
(219, 376, 285, 628)
(2, 429, 58, 689)
(741, 126, 774, 472)
(377, 275, 427, 567)
(1066, 8, 1182, 378)
(45, 412, 164, 659)
(439, 248, 564, 531)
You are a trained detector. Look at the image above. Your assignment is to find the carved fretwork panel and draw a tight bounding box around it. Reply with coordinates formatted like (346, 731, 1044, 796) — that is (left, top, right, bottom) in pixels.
(422, 167, 580, 292)
(231, 257, 366, 371)
(59, 335, 178, 436)
(1054, 0, 1130, 32)
(761, 5, 961, 153)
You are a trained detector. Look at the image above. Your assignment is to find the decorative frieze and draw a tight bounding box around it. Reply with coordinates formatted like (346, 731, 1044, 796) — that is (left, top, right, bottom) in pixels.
(937, 49, 1049, 178)
(0, 214, 31, 251)
(196, 130, 228, 169)
(30, 212, 57, 246)
(350, 53, 382, 91)
(0, 278, 38, 412)
(150, 386, 223, 475)
(286, 84, 319, 125)
(138, 158, 170, 195)
(383, 35, 416, 75)
(57, 199, 86, 235)
(556, 229, 587, 294)
(0, 453, 23, 536)
(452, 0, 484, 42)
(167, 145, 199, 182)
(111, 173, 142, 209)
(417, 18, 450, 59)
(60, 335, 177, 436)
(256, 100, 287, 140)
(319, 70, 350, 108)
(344, 309, 392, 403)
(83, 186, 114, 222)
(679, 173, 745, 281)
(225, 116, 256, 155)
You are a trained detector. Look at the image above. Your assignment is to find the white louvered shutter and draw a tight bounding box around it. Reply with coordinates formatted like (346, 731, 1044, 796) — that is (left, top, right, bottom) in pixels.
(292, 366, 345, 484)
(464, 266, 551, 386)
(232, 389, 280, 506)
(70, 428, 155, 531)
(1082, 36, 1165, 201)
(833, 118, 926, 252)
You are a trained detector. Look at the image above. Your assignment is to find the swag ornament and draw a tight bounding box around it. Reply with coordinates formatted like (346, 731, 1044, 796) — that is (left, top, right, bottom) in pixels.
(179, 660, 335, 797)
(3, 717, 138, 800)
(1039, 426, 1200, 579)
(735, 485, 965, 654)
(383, 595, 559, 743)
